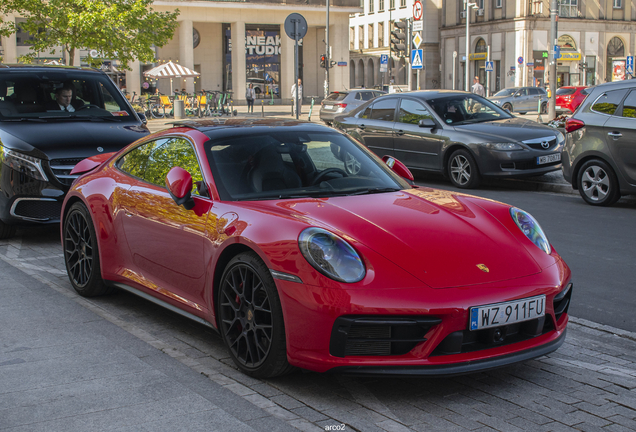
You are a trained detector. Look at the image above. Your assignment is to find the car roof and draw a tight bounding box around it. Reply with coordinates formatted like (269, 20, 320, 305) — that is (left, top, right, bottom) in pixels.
(589, 79, 636, 92)
(0, 64, 102, 73)
(168, 118, 334, 139)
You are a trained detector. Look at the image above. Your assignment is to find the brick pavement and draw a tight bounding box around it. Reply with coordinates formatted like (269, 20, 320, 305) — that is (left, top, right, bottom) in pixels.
(1, 226, 635, 432)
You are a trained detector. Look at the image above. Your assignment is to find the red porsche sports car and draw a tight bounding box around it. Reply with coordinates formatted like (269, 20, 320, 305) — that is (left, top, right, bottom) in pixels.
(61, 119, 572, 378)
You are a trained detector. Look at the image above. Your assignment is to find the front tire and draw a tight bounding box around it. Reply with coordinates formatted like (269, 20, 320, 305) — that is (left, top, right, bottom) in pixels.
(448, 149, 481, 189)
(577, 159, 621, 206)
(63, 202, 113, 297)
(218, 252, 292, 378)
(502, 102, 512, 112)
(0, 220, 16, 240)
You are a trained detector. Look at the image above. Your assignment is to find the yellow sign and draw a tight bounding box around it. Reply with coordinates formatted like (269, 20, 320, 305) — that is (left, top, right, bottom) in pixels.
(469, 53, 488, 61)
(558, 52, 582, 61)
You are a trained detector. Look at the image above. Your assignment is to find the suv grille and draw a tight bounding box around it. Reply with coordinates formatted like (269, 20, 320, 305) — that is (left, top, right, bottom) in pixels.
(49, 158, 84, 187)
(330, 316, 441, 357)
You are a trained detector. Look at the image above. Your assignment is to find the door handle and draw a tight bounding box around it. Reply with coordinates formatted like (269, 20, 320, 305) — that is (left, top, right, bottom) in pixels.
(395, 130, 405, 136)
(608, 131, 622, 139)
(359, 124, 366, 130)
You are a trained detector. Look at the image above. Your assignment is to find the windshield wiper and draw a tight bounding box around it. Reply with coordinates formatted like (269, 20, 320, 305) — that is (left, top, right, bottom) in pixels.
(346, 187, 403, 196)
(3, 117, 46, 122)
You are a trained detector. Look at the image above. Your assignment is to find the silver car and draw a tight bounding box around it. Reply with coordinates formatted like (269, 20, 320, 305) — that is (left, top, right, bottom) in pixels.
(490, 87, 548, 114)
(320, 89, 385, 125)
(562, 80, 636, 206)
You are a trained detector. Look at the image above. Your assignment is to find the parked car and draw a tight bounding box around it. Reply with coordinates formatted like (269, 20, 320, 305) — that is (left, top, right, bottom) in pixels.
(490, 87, 548, 114)
(61, 118, 571, 378)
(320, 89, 385, 125)
(562, 80, 636, 206)
(0, 65, 149, 239)
(333, 90, 564, 188)
(555, 86, 591, 114)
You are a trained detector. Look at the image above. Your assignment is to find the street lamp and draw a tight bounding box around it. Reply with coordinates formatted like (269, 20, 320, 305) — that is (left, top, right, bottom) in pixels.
(465, 1, 478, 92)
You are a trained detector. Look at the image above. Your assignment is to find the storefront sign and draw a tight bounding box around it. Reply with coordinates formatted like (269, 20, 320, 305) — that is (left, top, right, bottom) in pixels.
(558, 52, 581, 61)
(468, 53, 487, 61)
(246, 35, 282, 55)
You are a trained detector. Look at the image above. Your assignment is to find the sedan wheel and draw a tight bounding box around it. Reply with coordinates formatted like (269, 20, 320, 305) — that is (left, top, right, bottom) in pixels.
(63, 202, 112, 296)
(578, 159, 620, 206)
(448, 149, 481, 189)
(502, 103, 512, 112)
(218, 252, 292, 378)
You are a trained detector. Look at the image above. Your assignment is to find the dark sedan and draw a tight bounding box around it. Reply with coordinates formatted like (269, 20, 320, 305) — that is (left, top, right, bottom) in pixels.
(333, 90, 564, 188)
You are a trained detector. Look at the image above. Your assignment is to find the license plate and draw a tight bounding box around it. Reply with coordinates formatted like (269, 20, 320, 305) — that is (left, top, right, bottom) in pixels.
(537, 153, 561, 165)
(469, 295, 545, 331)
(324, 105, 333, 110)
(555, 106, 561, 109)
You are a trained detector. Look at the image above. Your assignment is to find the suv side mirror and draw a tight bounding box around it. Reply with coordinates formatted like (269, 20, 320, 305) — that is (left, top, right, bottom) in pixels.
(166, 167, 195, 210)
(418, 118, 436, 129)
(136, 112, 148, 125)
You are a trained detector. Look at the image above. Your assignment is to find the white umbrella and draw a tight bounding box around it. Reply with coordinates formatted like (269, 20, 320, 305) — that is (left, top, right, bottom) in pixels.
(143, 61, 200, 94)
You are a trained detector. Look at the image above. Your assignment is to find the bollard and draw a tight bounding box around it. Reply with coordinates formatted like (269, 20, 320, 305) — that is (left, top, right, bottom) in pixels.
(261, 99, 265, 117)
(173, 99, 185, 119)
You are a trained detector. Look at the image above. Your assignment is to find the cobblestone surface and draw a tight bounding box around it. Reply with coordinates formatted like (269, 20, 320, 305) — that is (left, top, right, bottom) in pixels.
(1, 226, 635, 432)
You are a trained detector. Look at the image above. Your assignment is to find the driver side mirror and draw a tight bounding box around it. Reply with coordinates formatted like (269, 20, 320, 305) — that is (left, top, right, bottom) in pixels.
(136, 112, 148, 125)
(382, 155, 414, 183)
(166, 167, 195, 210)
(418, 118, 436, 129)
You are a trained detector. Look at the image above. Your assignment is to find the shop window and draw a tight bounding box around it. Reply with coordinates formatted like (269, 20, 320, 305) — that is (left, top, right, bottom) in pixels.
(245, 24, 283, 99)
(585, 56, 596, 86)
(606, 37, 625, 82)
(558, 0, 578, 18)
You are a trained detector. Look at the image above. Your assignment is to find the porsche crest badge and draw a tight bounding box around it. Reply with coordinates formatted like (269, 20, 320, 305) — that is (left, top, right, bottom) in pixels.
(477, 264, 489, 273)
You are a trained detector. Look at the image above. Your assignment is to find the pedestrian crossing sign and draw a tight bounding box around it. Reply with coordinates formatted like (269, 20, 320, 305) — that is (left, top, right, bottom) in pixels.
(411, 49, 423, 70)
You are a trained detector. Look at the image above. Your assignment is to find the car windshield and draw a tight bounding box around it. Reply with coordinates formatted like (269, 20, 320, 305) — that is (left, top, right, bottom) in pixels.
(428, 95, 513, 125)
(325, 92, 348, 101)
(0, 71, 134, 121)
(493, 89, 517, 97)
(204, 130, 410, 201)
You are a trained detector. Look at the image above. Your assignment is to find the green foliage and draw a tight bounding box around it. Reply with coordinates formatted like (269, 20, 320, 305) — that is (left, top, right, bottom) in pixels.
(4, 0, 179, 68)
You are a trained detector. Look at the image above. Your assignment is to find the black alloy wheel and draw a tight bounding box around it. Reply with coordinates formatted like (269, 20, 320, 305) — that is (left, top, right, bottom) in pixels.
(63, 202, 112, 297)
(218, 252, 292, 378)
(0, 220, 16, 240)
(448, 148, 481, 189)
(577, 159, 621, 206)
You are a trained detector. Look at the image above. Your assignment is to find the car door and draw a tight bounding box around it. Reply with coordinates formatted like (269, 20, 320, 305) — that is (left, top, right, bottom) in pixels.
(116, 137, 212, 313)
(357, 98, 398, 157)
(515, 88, 530, 111)
(527, 88, 543, 111)
(603, 89, 636, 185)
(393, 98, 446, 171)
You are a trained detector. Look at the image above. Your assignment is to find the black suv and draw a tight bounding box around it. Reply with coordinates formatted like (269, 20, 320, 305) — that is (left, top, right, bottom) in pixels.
(0, 65, 149, 238)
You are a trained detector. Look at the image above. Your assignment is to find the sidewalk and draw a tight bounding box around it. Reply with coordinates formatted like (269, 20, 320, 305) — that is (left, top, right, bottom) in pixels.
(146, 107, 576, 196)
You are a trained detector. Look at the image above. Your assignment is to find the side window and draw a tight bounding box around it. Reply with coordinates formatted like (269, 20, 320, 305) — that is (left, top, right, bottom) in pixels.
(517, 88, 528, 97)
(591, 89, 629, 115)
(528, 88, 540, 95)
(361, 105, 373, 119)
(361, 91, 374, 101)
(99, 82, 123, 112)
(398, 99, 433, 125)
(355, 92, 364, 101)
(619, 91, 636, 118)
(369, 99, 397, 121)
(116, 139, 166, 179)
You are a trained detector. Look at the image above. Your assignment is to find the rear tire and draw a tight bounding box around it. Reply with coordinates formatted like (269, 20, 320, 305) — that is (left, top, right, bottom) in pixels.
(502, 103, 512, 112)
(448, 149, 481, 189)
(0, 220, 16, 240)
(577, 159, 621, 206)
(63, 202, 113, 297)
(218, 251, 293, 378)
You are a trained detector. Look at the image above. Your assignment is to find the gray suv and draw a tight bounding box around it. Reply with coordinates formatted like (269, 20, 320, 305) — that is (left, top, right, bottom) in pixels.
(562, 80, 636, 206)
(490, 87, 548, 114)
(320, 89, 385, 125)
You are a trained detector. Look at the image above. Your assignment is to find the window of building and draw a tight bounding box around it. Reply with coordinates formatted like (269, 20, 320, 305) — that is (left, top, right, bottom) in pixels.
(245, 24, 283, 99)
(369, 0, 374, 13)
(379, 0, 384, 11)
(613, 0, 622, 8)
(558, 0, 578, 18)
(15, 18, 37, 47)
(368, 24, 374, 47)
(359, 25, 364, 49)
(585, 56, 596, 86)
(495, 0, 502, 7)
(389, 0, 395, 9)
(531, 0, 543, 15)
(400, 0, 406, 7)
(350, 27, 355, 50)
(607, 37, 626, 82)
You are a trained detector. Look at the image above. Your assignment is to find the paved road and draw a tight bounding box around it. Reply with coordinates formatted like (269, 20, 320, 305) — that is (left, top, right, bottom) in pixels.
(1, 187, 636, 431)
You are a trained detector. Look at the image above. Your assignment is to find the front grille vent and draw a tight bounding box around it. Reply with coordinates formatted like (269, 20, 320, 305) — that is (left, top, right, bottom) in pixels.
(330, 316, 441, 357)
(49, 158, 84, 187)
(553, 283, 573, 323)
(522, 136, 558, 151)
(11, 198, 61, 221)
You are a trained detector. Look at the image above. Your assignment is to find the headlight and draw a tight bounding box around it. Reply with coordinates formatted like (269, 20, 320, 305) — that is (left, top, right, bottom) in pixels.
(492, 100, 501, 105)
(299, 227, 365, 283)
(0, 146, 48, 181)
(556, 131, 565, 144)
(510, 207, 551, 254)
(482, 142, 523, 151)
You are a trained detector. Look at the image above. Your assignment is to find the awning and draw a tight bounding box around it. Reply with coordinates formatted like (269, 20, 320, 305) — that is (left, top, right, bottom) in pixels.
(143, 61, 200, 78)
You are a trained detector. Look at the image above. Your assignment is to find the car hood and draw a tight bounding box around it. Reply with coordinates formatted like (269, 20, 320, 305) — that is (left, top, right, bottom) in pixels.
(0, 121, 149, 160)
(256, 188, 543, 289)
(453, 118, 558, 142)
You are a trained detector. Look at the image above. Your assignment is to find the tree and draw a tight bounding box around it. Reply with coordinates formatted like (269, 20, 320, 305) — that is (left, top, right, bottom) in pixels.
(4, 0, 179, 68)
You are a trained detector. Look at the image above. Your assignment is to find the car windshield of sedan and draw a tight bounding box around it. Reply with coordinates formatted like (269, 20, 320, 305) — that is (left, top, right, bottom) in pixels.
(0, 72, 133, 121)
(205, 130, 410, 201)
(493, 89, 517, 97)
(428, 95, 512, 125)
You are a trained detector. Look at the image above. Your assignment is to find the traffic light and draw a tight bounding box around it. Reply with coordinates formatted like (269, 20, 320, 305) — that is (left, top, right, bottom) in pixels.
(391, 20, 407, 56)
(320, 54, 326, 68)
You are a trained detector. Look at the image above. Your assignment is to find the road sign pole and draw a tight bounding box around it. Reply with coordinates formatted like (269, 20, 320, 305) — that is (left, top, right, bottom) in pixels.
(486, 45, 490, 97)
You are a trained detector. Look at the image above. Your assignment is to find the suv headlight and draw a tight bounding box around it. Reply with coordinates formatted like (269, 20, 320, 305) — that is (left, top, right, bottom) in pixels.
(510, 207, 551, 254)
(299, 227, 365, 283)
(482, 142, 523, 151)
(0, 146, 48, 181)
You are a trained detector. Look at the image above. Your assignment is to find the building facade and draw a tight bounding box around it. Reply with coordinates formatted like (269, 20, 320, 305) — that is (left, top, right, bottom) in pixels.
(1, 0, 360, 104)
(440, 0, 636, 94)
(348, 0, 442, 89)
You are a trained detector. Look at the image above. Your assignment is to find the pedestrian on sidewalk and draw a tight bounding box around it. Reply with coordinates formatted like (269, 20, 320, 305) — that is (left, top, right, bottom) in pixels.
(471, 76, 485, 97)
(291, 78, 302, 116)
(245, 83, 255, 113)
